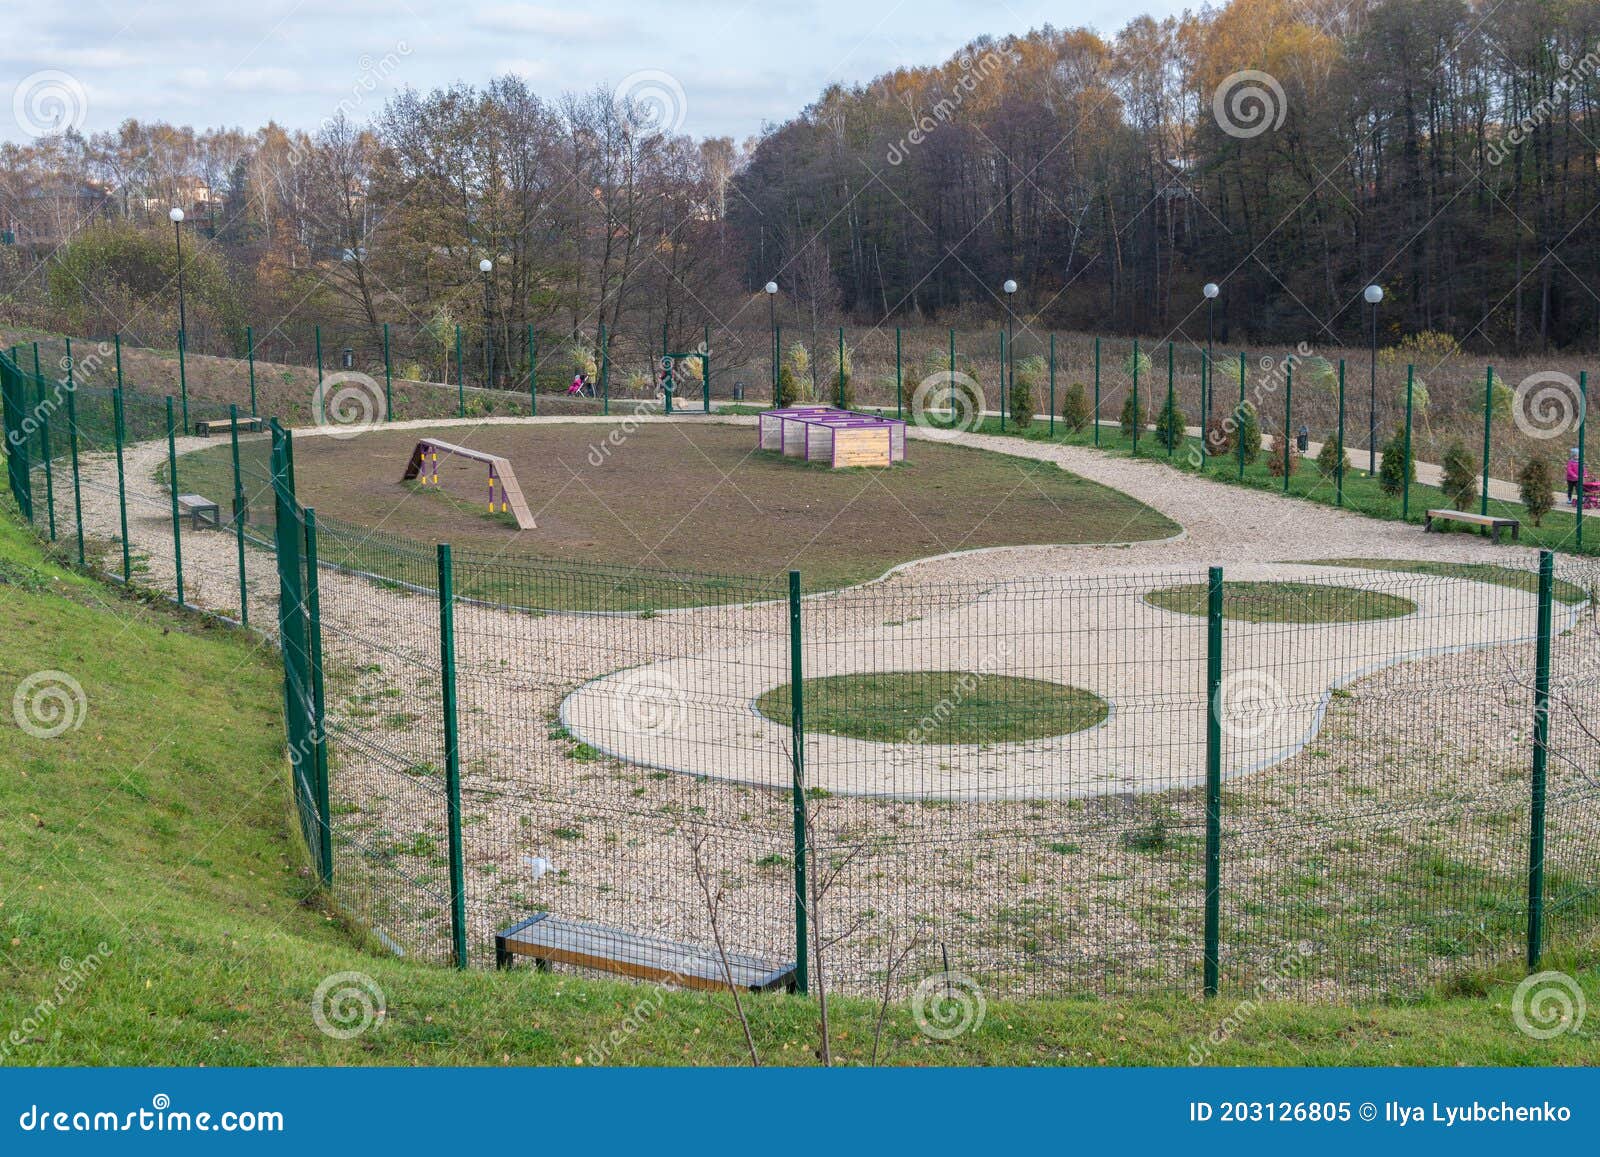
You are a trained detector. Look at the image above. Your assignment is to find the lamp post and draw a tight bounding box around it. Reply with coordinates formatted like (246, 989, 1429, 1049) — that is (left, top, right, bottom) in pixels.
(479, 258, 494, 389)
(764, 281, 779, 398)
(1003, 279, 1017, 423)
(1364, 284, 1383, 474)
(170, 207, 187, 343)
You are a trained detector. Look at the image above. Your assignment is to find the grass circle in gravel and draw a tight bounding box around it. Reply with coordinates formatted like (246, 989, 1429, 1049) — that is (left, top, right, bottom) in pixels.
(756, 671, 1109, 745)
(1144, 580, 1416, 622)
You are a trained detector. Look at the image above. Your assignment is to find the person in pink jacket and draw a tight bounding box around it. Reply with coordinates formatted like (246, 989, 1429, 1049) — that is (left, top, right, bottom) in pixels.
(1570, 448, 1583, 505)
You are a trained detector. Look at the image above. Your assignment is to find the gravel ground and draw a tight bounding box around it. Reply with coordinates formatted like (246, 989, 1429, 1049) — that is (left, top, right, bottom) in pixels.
(50, 415, 1600, 1000)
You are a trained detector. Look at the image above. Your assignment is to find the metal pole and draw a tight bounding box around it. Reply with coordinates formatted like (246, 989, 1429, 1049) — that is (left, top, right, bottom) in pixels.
(165, 396, 185, 606)
(1337, 359, 1347, 507)
(999, 328, 1007, 431)
(1527, 550, 1553, 968)
(174, 217, 187, 343)
(769, 294, 777, 395)
(114, 338, 131, 583)
(601, 323, 610, 415)
(895, 327, 903, 419)
(65, 341, 84, 565)
(1282, 354, 1292, 491)
(1204, 565, 1224, 997)
(1237, 351, 1246, 480)
(247, 324, 257, 416)
(178, 330, 189, 434)
(314, 324, 323, 386)
(482, 272, 492, 390)
(1166, 340, 1175, 456)
(1578, 372, 1587, 549)
(788, 569, 809, 995)
(1006, 302, 1015, 430)
(304, 508, 333, 886)
(837, 326, 845, 408)
(1093, 337, 1101, 446)
(229, 403, 249, 628)
(1368, 300, 1378, 475)
(35, 360, 55, 541)
(438, 543, 470, 969)
(1048, 333, 1056, 437)
(948, 327, 955, 421)
(382, 323, 392, 420)
(455, 325, 464, 417)
(528, 325, 538, 416)
(1200, 351, 1209, 470)
(1403, 364, 1415, 519)
(1481, 365, 1494, 517)
(704, 322, 711, 413)
(1130, 338, 1140, 455)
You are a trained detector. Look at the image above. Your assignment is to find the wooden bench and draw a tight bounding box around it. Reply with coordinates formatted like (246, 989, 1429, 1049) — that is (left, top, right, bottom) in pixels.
(176, 493, 222, 530)
(193, 416, 265, 437)
(495, 913, 796, 993)
(1424, 508, 1520, 544)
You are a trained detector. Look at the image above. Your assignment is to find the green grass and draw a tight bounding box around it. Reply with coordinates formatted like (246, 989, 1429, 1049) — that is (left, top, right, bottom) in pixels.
(2, 514, 1599, 1065)
(755, 672, 1109, 744)
(1145, 581, 1417, 622)
(1304, 558, 1593, 605)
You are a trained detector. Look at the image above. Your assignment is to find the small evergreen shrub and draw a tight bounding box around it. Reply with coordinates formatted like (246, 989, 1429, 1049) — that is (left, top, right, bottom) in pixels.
(1518, 457, 1555, 526)
(1119, 391, 1148, 440)
(1315, 434, 1347, 478)
(1377, 426, 1414, 497)
(1235, 403, 1262, 464)
(1153, 395, 1187, 450)
(1061, 382, 1092, 432)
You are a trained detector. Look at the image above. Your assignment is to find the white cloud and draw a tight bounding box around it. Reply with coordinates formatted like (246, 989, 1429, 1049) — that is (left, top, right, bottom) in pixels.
(223, 67, 305, 93)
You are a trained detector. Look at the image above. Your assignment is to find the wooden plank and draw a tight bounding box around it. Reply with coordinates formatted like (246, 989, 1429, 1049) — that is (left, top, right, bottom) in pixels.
(497, 913, 794, 992)
(832, 427, 891, 468)
(1424, 508, 1516, 528)
(401, 440, 536, 530)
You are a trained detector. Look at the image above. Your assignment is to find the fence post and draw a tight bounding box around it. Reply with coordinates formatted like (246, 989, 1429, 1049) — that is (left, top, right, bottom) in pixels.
(1200, 351, 1209, 470)
(165, 396, 185, 605)
(1048, 333, 1056, 437)
(1093, 336, 1101, 446)
(528, 325, 538, 417)
(1237, 352, 1246, 480)
(382, 323, 392, 420)
(1131, 339, 1140, 455)
(113, 384, 131, 583)
(455, 325, 465, 417)
(270, 425, 316, 876)
(1527, 550, 1553, 968)
(788, 569, 809, 995)
(895, 327, 903, 419)
(1577, 372, 1587, 549)
(773, 323, 782, 407)
(1167, 340, 1176, 456)
(247, 325, 258, 417)
(1481, 365, 1493, 517)
(304, 509, 333, 887)
(1204, 565, 1224, 997)
(948, 327, 955, 420)
(703, 321, 711, 413)
(837, 327, 845, 408)
(1337, 359, 1347, 507)
(35, 372, 56, 542)
(229, 403, 249, 628)
(64, 343, 84, 566)
(601, 322, 611, 416)
(438, 543, 470, 969)
(1282, 354, 1292, 491)
(314, 325, 324, 386)
(1402, 364, 1415, 519)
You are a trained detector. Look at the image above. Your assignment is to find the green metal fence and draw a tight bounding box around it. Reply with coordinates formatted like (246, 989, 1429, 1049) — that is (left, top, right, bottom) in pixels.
(3, 343, 1598, 1002)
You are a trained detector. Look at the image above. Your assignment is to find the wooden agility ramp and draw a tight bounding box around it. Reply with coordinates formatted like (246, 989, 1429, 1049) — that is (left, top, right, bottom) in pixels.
(403, 439, 536, 530)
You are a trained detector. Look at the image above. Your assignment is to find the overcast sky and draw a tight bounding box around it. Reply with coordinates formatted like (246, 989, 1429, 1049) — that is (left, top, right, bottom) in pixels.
(4, 0, 1191, 145)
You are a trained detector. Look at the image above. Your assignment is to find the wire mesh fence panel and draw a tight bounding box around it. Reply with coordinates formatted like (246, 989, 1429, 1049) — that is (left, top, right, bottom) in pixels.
(1214, 563, 1566, 998)
(447, 559, 795, 971)
(793, 571, 1210, 999)
(1542, 555, 1600, 959)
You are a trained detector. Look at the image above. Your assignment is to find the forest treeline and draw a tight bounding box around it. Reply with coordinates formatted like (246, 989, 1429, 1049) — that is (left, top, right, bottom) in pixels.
(1, 0, 1597, 373)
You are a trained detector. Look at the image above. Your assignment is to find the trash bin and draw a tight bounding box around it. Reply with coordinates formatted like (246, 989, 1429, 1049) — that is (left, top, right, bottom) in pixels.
(341, 348, 355, 370)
